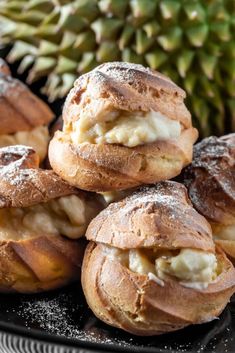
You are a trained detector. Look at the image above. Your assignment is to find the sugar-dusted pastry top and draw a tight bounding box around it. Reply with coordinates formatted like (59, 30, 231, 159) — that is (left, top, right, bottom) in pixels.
(62, 62, 194, 148)
(82, 182, 235, 335)
(63, 62, 191, 129)
(0, 74, 54, 134)
(183, 134, 235, 226)
(0, 145, 100, 208)
(86, 181, 214, 252)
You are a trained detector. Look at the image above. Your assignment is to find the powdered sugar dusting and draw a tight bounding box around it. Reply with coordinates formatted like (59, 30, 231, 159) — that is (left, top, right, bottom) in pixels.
(0, 145, 36, 186)
(183, 135, 235, 220)
(103, 181, 189, 218)
(0, 74, 24, 96)
(19, 291, 133, 347)
(190, 135, 235, 173)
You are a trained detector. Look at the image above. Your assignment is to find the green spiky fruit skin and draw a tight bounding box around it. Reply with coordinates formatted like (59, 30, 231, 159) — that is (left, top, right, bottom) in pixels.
(0, 0, 235, 136)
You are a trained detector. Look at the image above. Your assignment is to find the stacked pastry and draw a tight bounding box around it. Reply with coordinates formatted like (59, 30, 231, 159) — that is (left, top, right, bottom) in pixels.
(49, 62, 198, 192)
(0, 60, 54, 162)
(1, 60, 234, 336)
(47, 61, 235, 335)
(183, 134, 235, 261)
(0, 145, 103, 293)
(82, 182, 235, 335)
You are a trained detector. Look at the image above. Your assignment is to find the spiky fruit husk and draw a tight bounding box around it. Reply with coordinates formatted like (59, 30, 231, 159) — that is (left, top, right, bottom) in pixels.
(0, 0, 235, 136)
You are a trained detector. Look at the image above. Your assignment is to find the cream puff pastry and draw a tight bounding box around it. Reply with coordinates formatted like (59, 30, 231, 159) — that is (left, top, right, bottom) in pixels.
(49, 62, 198, 192)
(0, 63, 54, 161)
(82, 182, 235, 335)
(0, 145, 103, 293)
(183, 134, 235, 261)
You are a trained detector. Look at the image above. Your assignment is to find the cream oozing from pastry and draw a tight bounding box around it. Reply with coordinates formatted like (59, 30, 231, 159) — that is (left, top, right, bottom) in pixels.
(69, 110, 181, 147)
(0, 194, 97, 240)
(155, 249, 217, 290)
(0, 126, 49, 161)
(212, 224, 235, 241)
(104, 246, 217, 290)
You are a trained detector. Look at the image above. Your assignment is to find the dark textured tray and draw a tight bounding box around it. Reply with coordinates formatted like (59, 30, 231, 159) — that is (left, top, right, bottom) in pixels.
(0, 284, 234, 353)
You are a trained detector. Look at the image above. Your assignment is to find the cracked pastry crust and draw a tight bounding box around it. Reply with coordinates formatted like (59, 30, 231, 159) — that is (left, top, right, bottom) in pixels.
(0, 145, 104, 293)
(82, 182, 235, 335)
(49, 62, 198, 192)
(183, 134, 235, 261)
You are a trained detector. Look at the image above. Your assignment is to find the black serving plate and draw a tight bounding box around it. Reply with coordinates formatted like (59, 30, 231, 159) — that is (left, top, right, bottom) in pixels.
(1, 48, 235, 353)
(0, 284, 235, 353)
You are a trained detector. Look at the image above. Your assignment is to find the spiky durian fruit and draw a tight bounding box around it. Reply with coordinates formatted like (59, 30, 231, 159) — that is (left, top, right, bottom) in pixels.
(0, 0, 235, 136)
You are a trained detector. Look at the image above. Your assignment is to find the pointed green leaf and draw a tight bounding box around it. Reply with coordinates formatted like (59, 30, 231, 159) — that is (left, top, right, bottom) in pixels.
(221, 60, 235, 80)
(59, 31, 77, 50)
(55, 56, 77, 74)
(59, 73, 77, 97)
(99, 0, 128, 18)
(130, 0, 158, 19)
(192, 97, 210, 136)
(74, 31, 96, 52)
(118, 25, 135, 50)
(27, 56, 56, 83)
(7, 41, 37, 62)
(183, 3, 206, 22)
(157, 27, 183, 51)
(143, 21, 160, 38)
(198, 52, 217, 79)
(186, 24, 208, 47)
(78, 52, 97, 73)
(26, 0, 54, 12)
(17, 54, 35, 73)
(73, 0, 99, 22)
(224, 78, 235, 97)
(122, 48, 144, 65)
(38, 40, 58, 56)
(42, 73, 61, 101)
(96, 41, 120, 62)
(91, 18, 123, 43)
(176, 50, 194, 78)
(58, 4, 87, 32)
(145, 50, 167, 69)
(135, 29, 155, 54)
(184, 72, 197, 95)
(159, 1, 181, 20)
(210, 22, 231, 42)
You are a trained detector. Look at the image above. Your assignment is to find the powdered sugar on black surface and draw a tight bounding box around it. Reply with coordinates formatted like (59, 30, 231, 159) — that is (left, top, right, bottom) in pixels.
(0, 284, 232, 352)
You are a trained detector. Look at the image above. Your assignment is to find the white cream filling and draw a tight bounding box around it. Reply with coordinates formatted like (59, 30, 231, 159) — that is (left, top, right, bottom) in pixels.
(0, 126, 49, 161)
(155, 249, 217, 290)
(70, 110, 181, 147)
(0, 194, 97, 240)
(104, 246, 217, 290)
(212, 224, 235, 241)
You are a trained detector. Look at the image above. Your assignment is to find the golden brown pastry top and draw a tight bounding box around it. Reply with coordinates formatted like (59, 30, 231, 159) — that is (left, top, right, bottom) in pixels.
(0, 75, 54, 134)
(86, 181, 214, 252)
(63, 62, 191, 129)
(0, 145, 90, 208)
(183, 134, 235, 225)
(0, 59, 11, 76)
